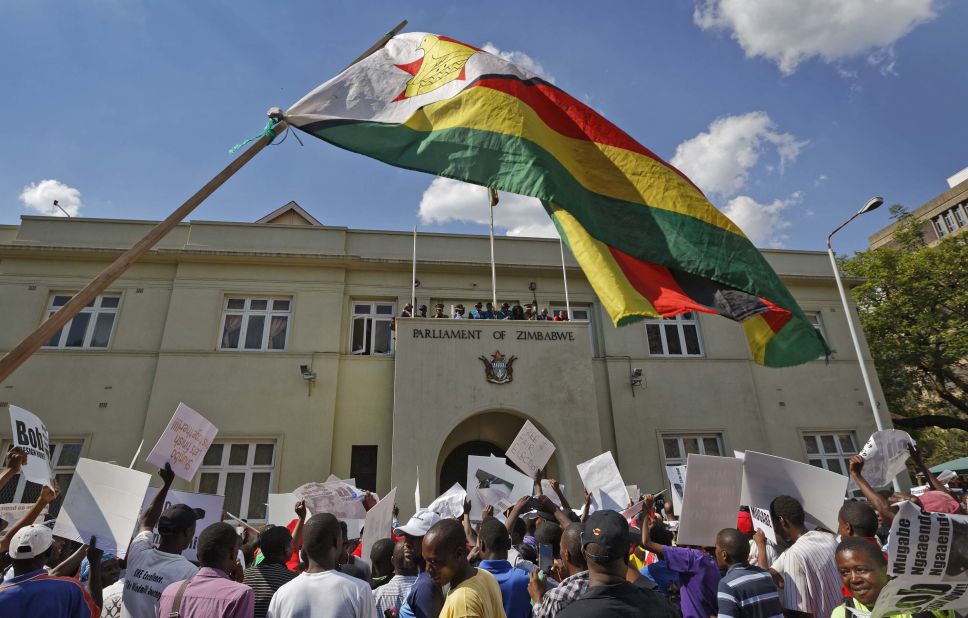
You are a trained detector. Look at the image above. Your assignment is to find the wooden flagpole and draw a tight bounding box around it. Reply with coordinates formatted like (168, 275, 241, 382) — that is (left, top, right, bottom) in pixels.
(0, 20, 407, 385)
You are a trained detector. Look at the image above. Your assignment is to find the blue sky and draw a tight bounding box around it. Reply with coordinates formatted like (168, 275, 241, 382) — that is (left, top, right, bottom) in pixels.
(1, 0, 965, 254)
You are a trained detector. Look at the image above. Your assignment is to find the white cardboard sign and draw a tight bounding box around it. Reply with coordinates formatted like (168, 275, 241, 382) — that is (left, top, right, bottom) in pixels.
(665, 465, 687, 514)
(361, 487, 397, 566)
(427, 483, 467, 519)
(577, 451, 630, 512)
(539, 480, 564, 508)
(52, 458, 151, 558)
(741, 450, 848, 532)
(0, 502, 48, 524)
(676, 454, 743, 547)
(146, 403, 218, 481)
(467, 456, 533, 520)
(293, 480, 366, 538)
(266, 493, 301, 526)
(847, 429, 915, 491)
(8, 405, 53, 488)
(506, 420, 555, 478)
(887, 501, 968, 581)
(750, 506, 777, 544)
(139, 488, 224, 562)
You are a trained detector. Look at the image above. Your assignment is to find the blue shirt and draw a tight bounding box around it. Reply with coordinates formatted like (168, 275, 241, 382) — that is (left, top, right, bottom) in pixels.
(641, 559, 680, 596)
(479, 559, 532, 618)
(0, 568, 98, 618)
(717, 563, 783, 618)
(402, 571, 443, 618)
(468, 310, 486, 319)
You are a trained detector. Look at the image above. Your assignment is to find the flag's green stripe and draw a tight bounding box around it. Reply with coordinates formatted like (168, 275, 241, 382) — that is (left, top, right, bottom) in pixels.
(765, 319, 829, 367)
(309, 121, 806, 317)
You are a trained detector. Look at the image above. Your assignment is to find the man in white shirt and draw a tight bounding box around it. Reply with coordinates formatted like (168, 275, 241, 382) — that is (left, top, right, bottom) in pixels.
(121, 464, 202, 618)
(767, 495, 840, 618)
(268, 513, 377, 618)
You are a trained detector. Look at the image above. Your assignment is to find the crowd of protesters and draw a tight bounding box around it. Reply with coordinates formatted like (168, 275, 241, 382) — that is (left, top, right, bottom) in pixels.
(0, 442, 965, 618)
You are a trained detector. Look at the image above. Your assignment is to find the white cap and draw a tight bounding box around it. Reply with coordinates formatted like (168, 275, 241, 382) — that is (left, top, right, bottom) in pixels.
(393, 509, 442, 537)
(9, 524, 54, 559)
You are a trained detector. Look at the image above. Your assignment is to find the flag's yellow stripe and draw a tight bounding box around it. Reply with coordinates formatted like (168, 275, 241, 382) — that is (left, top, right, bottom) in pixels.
(742, 315, 775, 365)
(402, 86, 744, 236)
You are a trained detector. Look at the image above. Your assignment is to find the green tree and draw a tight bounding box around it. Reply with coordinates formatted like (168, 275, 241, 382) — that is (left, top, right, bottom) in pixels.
(841, 208, 968, 462)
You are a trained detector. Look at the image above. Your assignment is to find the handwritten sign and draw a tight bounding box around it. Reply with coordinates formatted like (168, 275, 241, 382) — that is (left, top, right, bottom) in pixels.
(139, 488, 224, 562)
(293, 480, 366, 538)
(871, 577, 968, 618)
(146, 403, 218, 481)
(677, 454, 743, 547)
(506, 421, 555, 478)
(577, 451, 630, 512)
(847, 430, 915, 491)
(0, 502, 48, 524)
(750, 506, 777, 544)
(52, 458, 151, 557)
(361, 488, 397, 566)
(888, 501, 968, 581)
(8, 405, 52, 488)
(665, 465, 687, 514)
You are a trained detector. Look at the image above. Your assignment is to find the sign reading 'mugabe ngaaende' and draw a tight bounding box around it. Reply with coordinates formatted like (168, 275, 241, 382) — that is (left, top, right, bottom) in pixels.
(411, 328, 576, 342)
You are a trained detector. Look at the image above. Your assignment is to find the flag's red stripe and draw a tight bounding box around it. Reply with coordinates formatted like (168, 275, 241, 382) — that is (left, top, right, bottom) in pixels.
(759, 299, 793, 332)
(473, 76, 704, 196)
(607, 246, 711, 317)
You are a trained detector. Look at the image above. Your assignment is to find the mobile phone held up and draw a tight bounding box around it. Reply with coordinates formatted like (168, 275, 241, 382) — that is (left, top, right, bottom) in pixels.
(539, 543, 554, 574)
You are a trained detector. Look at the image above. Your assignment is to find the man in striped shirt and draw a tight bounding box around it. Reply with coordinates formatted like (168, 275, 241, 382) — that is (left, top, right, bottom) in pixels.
(243, 525, 298, 618)
(766, 496, 841, 618)
(714, 528, 783, 618)
(374, 540, 419, 616)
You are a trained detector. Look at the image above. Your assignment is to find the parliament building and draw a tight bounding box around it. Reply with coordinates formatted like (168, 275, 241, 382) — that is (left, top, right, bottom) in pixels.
(0, 203, 894, 521)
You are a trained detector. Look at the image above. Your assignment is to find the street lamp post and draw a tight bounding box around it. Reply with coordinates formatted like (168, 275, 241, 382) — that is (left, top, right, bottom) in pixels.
(827, 196, 901, 491)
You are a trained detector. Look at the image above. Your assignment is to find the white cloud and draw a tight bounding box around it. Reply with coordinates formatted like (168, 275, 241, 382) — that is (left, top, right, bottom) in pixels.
(19, 179, 83, 216)
(722, 192, 801, 248)
(418, 177, 557, 238)
(670, 111, 806, 199)
(482, 43, 555, 82)
(693, 0, 937, 75)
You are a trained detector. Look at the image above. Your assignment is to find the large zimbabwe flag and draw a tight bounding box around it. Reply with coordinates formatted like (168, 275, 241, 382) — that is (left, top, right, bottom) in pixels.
(285, 32, 831, 367)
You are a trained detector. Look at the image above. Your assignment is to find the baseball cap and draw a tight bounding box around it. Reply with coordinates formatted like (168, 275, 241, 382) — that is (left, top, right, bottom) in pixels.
(393, 509, 442, 537)
(736, 510, 754, 535)
(158, 504, 204, 533)
(10, 524, 53, 559)
(582, 509, 628, 562)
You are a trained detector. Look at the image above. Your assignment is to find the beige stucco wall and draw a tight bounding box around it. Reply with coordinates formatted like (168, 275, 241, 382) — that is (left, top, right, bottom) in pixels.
(0, 215, 895, 520)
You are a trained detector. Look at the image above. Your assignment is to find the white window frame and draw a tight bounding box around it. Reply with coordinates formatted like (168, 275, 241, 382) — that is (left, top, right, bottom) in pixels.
(197, 442, 276, 522)
(660, 433, 724, 467)
(42, 293, 120, 349)
(350, 301, 396, 355)
(942, 210, 957, 233)
(644, 312, 704, 357)
(549, 303, 600, 356)
(219, 296, 291, 352)
(953, 204, 967, 228)
(801, 431, 858, 476)
(0, 439, 83, 517)
(805, 311, 826, 339)
(933, 216, 948, 238)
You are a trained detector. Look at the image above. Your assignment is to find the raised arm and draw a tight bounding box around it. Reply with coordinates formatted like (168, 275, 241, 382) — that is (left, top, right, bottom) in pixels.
(848, 456, 895, 524)
(640, 494, 666, 558)
(908, 444, 952, 496)
(505, 495, 531, 536)
(548, 479, 572, 512)
(0, 482, 59, 553)
(0, 447, 27, 493)
(140, 463, 175, 531)
(462, 499, 477, 545)
(50, 535, 92, 578)
(536, 495, 573, 529)
(580, 489, 592, 524)
(292, 500, 307, 555)
(87, 538, 104, 608)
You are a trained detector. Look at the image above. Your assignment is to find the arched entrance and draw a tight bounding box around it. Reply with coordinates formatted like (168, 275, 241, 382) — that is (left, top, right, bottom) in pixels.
(435, 410, 560, 495)
(438, 440, 505, 494)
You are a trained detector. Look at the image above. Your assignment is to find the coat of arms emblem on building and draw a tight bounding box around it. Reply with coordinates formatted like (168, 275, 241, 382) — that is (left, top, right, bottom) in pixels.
(479, 350, 517, 384)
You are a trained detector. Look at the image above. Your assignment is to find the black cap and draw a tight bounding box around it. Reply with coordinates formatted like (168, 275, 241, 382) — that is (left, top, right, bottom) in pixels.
(582, 510, 628, 562)
(158, 504, 204, 533)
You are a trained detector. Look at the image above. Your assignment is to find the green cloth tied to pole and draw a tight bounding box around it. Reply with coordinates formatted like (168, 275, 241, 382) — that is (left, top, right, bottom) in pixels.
(229, 118, 280, 155)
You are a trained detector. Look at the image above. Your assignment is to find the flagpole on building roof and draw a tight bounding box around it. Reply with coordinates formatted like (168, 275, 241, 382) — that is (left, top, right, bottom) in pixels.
(559, 237, 572, 320)
(0, 21, 408, 385)
(411, 226, 417, 311)
(488, 188, 499, 308)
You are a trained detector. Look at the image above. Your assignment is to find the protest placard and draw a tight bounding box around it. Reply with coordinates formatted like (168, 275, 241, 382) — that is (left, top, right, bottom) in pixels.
(139, 488, 224, 562)
(750, 506, 777, 544)
(146, 403, 218, 481)
(871, 577, 968, 618)
(52, 458, 151, 557)
(361, 488, 397, 565)
(427, 482, 467, 519)
(676, 454, 743, 547)
(665, 465, 687, 514)
(888, 501, 968, 581)
(539, 480, 564, 507)
(847, 429, 915, 491)
(0, 502, 48, 524)
(266, 493, 301, 526)
(415, 465, 421, 510)
(466, 455, 533, 520)
(8, 405, 52, 487)
(741, 450, 847, 532)
(506, 420, 555, 478)
(293, 479, 366, 535)
(577, 451, 629, 512)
